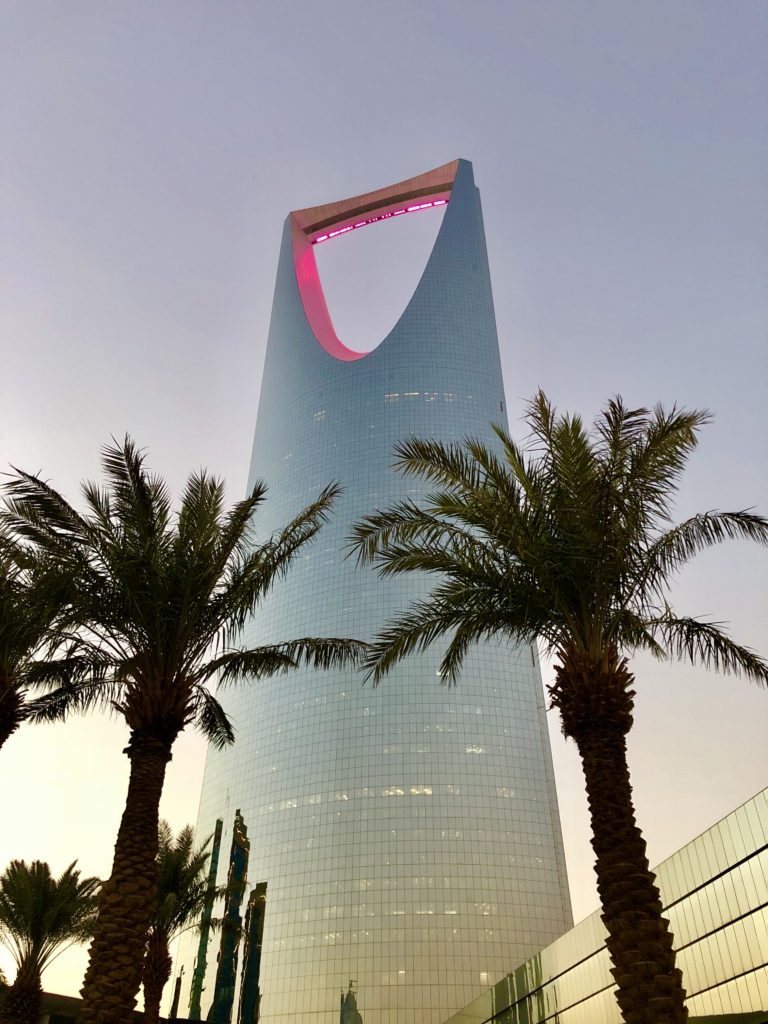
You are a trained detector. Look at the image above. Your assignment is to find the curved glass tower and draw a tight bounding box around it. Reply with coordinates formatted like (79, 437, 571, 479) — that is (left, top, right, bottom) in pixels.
(186, 160, 572, 1024)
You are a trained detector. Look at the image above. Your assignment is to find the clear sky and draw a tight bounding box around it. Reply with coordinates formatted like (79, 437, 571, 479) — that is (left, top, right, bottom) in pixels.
(1, 0, 766, 999)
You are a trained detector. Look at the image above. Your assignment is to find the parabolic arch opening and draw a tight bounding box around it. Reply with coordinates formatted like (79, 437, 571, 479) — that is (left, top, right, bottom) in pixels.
(291, 159, 459, 361)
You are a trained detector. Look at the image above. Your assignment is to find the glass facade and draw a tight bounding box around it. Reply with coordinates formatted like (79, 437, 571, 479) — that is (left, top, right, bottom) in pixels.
(443, 789, 768, 1024)
(179, 160, 572, 1024)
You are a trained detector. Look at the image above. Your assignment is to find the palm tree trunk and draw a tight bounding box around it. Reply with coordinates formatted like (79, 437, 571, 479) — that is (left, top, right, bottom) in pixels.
(575, 724, 687, 1023)
(553, 652, 688, 1024)
(142, 931, 173, 1024)
(0, 960, 42, 1024)
(78, 731, 173, 1024)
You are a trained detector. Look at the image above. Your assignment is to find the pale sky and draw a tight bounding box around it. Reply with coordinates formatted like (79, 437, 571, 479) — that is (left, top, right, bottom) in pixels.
(1, 0, 766, 999)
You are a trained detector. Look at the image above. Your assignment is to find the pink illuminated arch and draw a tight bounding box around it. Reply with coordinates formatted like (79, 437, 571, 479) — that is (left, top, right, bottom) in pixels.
(291, 160, 459, 361)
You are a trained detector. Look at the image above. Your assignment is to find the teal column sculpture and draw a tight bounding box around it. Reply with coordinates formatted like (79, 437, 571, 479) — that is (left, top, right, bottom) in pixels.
(188, 817, 223, 1019)
(237, 882, 267, 1024)
(207, 811, 250, 1024)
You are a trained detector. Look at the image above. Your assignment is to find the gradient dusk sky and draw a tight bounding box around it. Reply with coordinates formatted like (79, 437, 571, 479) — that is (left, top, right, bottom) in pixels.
(1, 0, 766, 999)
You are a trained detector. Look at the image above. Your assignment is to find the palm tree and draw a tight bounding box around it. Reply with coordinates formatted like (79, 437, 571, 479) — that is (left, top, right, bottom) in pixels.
(3, 438, 367, 1024)
(143, 822, 217, 1024)
(0, 531, 77, 753)
(0, 860, 99, 1024)
(351, 392, 768, 1024)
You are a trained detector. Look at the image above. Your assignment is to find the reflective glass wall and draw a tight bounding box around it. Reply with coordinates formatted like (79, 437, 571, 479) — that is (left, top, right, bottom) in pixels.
(443, 789, 768, 1024)
(178, 161, 572, 1024)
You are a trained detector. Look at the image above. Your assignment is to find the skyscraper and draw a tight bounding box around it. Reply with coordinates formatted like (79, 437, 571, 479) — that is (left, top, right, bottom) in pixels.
(186, 160, 572, 1024)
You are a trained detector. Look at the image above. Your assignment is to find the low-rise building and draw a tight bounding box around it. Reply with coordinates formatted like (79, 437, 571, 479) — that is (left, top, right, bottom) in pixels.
(444, 789, 768, 1024)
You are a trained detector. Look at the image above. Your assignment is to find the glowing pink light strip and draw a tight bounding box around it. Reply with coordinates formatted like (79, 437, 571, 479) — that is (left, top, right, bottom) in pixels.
(312, 199, 447, 244)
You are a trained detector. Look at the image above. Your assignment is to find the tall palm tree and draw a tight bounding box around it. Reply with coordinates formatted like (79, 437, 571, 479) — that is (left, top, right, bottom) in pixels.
(143, 822, 217, 1024)
(351, 392, 768, 1024)
(3, 438, 367, 1024)
(0, 860, 99, 1024)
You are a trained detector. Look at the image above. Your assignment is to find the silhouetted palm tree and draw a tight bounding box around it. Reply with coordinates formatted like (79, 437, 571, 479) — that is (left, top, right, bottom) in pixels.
(351, 392, 768, 1024)
(143, 822, 217, 1024)
(0, 860, 99, 1024)
(4, 438, 367, 1024)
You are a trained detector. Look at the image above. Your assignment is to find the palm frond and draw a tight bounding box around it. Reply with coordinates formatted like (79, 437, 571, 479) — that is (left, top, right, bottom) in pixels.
(648, 615, 768, 685)
(463, 437, 521, 508)
(643, 511, 768, 588)
(177, 472, 226, 556)
(266, 637, 369, 671)
(351, 500, 450, 564)
(100, 436, 171, 541)
(206, 480, 267, 570)
(204, 648, 300, 683)
(491, 423, 541, 500)
(392, 437, 481, 490)
(21, 675, 123, 723)
(525, 389, 558, 453)
(626, 405, 710, 515)
(187, 686, 235, 749)
(594, 396, 650, 463)
(361, 581, 520, 685)
(371, 539, 489, 579)
(211, 637, 369, 686)
(3, 469, 91, 548)
(363, 602, 461, 685)
(205, 484, 341, 643)
(437, 615, 517, 685)
(251, 482, 339, 586)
